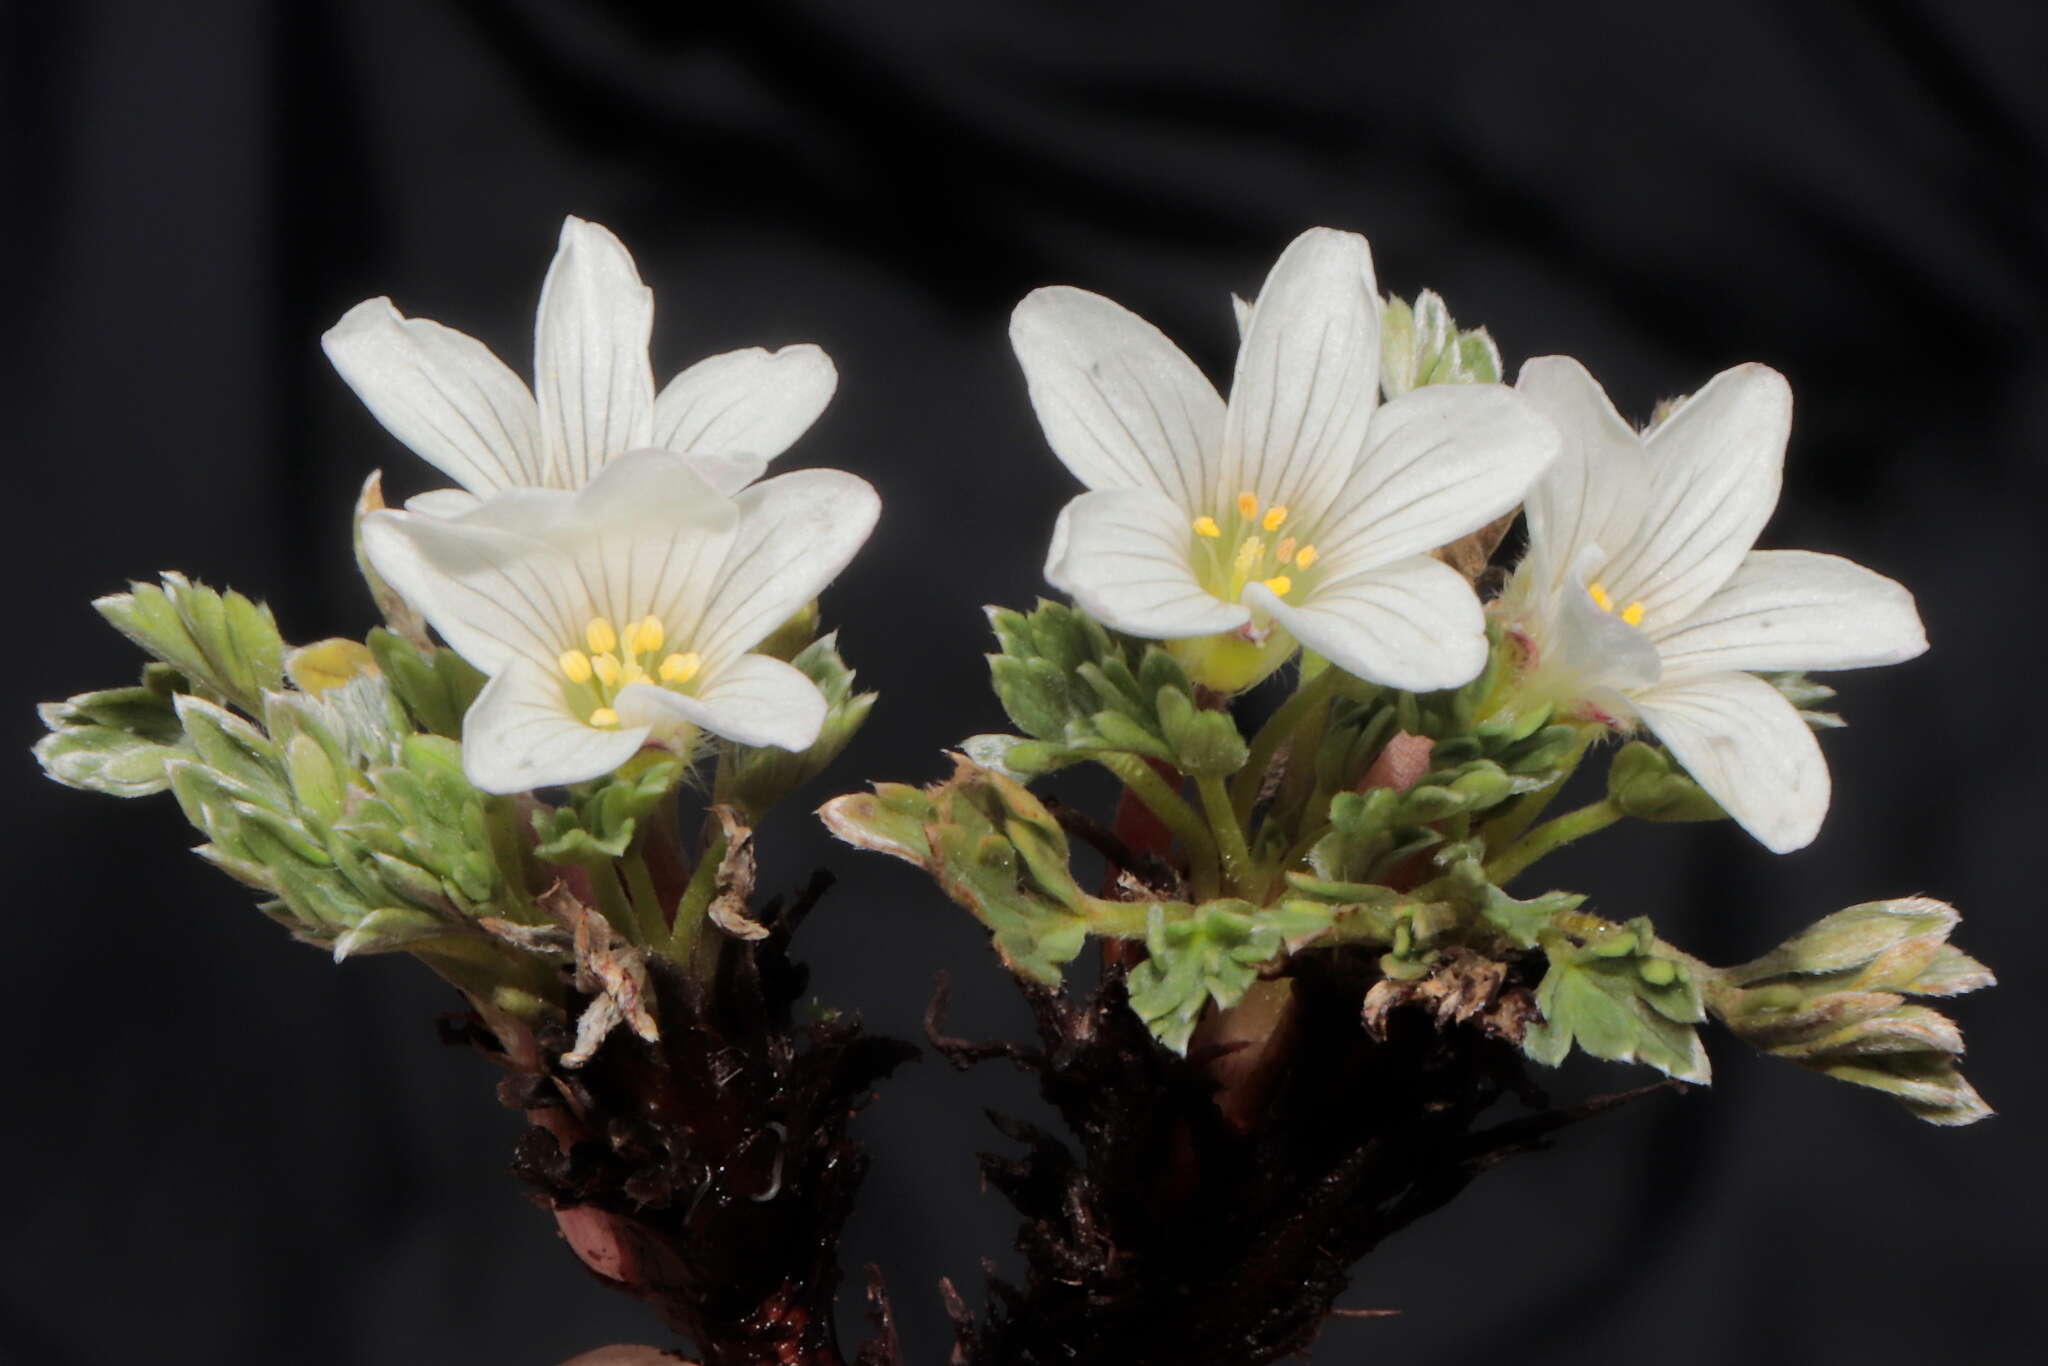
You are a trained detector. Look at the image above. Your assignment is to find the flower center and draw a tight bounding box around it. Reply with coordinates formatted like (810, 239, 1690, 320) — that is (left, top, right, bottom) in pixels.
(557, 615, 701, 727)
(1586, 581, 1645, 627)
(1191, 491, 1320, 602)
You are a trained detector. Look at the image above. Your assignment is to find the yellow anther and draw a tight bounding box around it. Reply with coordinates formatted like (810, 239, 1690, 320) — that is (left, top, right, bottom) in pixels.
(1236, 491, 1260, 520)
(1620, 601, 1645, 627)
(620, 660, 648, 686)
(1262, 575, 1293, 597)
(592, 654, 621, 688)
(1294, 544, 1319, 571)
(589, 707, 620, 728)
(584, 617, 618, 654)
(1262, 504, 1289, 532)
(626, 615, 665, 655)
(1192, 515, 1221, 538)
(1587, 582, 1614, 614)
(659, 651, 702, 685)
(1233, 536, 1265, 576)
(1274, 536, 1297, 564)
(558, 649, 593, 684)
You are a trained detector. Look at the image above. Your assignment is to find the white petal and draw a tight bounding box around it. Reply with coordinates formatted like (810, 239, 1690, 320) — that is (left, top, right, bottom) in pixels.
(650, 344, 837, 477)
(1631, 671, 1829, 853)
(1010, 286, 1225, 507)
(665, 451, 771, 496)
(359, 509, 588, 675)
(617, 654, 827, 751)
(671, 468, 881, 666)
(403, 488, 482, 518)
(541, 450, 742, 635)
(1515, 356, 1652, 589)
(461, 659, 649, 793)
(533, 217, 657, 487)
(1652, 549, 1927, 678)
(1246, 554, 1486, 692)
(1551, 547, 1663, 693)
(1308, 383, 1560, 577)
(322, 298, 544, 493)
(1220, 228, 1380, 518)
(1598, 363, 1791, 623)
(1045, 489, 1248, 639)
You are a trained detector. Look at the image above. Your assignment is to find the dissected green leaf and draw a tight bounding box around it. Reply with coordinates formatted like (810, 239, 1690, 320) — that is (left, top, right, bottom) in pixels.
(94, 573, 284, 714)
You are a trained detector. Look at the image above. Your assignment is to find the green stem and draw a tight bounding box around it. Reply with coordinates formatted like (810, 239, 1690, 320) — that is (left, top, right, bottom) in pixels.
(1476, 727, 1599, 853)
(621, 847, 669, 948)
(1078, 894, 1193, 938)
(1196, 774, 1258, 899)
(1484, 798, 1625, 885)
(1090, 752, 1220, 898)
(589, 863, 642, 945)
(1230, 665, 1339, 822)
(663, 829, 728, 964)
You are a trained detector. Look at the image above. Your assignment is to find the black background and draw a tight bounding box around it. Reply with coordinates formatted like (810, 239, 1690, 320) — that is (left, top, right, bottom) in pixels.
(9, 2, 2044, 1362)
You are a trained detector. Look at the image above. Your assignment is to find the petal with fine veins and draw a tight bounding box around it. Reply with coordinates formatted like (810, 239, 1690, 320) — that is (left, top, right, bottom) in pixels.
(534, 217, 657, 488)
(1220, 228, 1380, 518)
(461, 659, 649, 794)
(1551, 549, 1663, 693)
(1631, 670, 1829, 853)
(404, 488, 483, 518)
(1010, 286, 1226, 507)
(359, 509, 587, 675)
(675, 468, 881, 666)
(617, 653, 827, 752)
(323, 298, 545, 493)
(1599, 363, 1791, 623)
(1046, 488, 1249, 639)
(1516, 355, 1651, 590)
(651, 345, 837, 482)
(1309, 383, 1559, 577)
(1652, 549, 1927, 679)
(1246, 554, 1486, 693)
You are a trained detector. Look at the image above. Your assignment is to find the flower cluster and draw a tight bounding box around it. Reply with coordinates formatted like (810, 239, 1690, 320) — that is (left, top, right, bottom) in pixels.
(38, 218, 1987, 1134)
(330, 217, 878, 794)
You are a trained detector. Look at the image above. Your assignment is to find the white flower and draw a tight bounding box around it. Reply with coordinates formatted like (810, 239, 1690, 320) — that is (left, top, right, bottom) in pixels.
(359, 449, 879, 794)
(1501, 356, 1928, 853)
(1011, 228, 1560, 693)
(324, 216, 836, 513)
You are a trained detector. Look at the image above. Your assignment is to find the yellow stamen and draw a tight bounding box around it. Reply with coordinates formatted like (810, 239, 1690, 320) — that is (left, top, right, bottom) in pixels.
(558, 649, 593, 684)
(659, 651, 702, 685)
(589, 707, 620, 728)
(626, 615, 665, 655)
(1262, 575, 1293, 597)
(1261, 504, 1288, 532)
(1233, 536, 1265, 577)
(1620, 601, 1645, 627)
(1587, 582, 1614, 614)
(584, 617, 618, 654)
(1192, 515, 1221, 538)
(592, 654, 621, 688)
(1274, 536, 1297, 564)
(620, 660, 648, 686)
(1294, 544, 1318, 571)
(1235, 491, 1260, 520)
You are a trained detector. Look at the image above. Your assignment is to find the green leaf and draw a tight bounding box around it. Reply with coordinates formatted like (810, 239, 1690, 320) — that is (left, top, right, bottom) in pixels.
(366, 628, 484, 739)
(1523, 921, 1709, 1083)
(1606, 741, 1725, 823)
(1155, 686, 1249, 777)
(33, 724, 184, 797)
(94, 573, 283, 714)
(330, 906, 452, 961)
(1125, 900, 1296, 1054)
